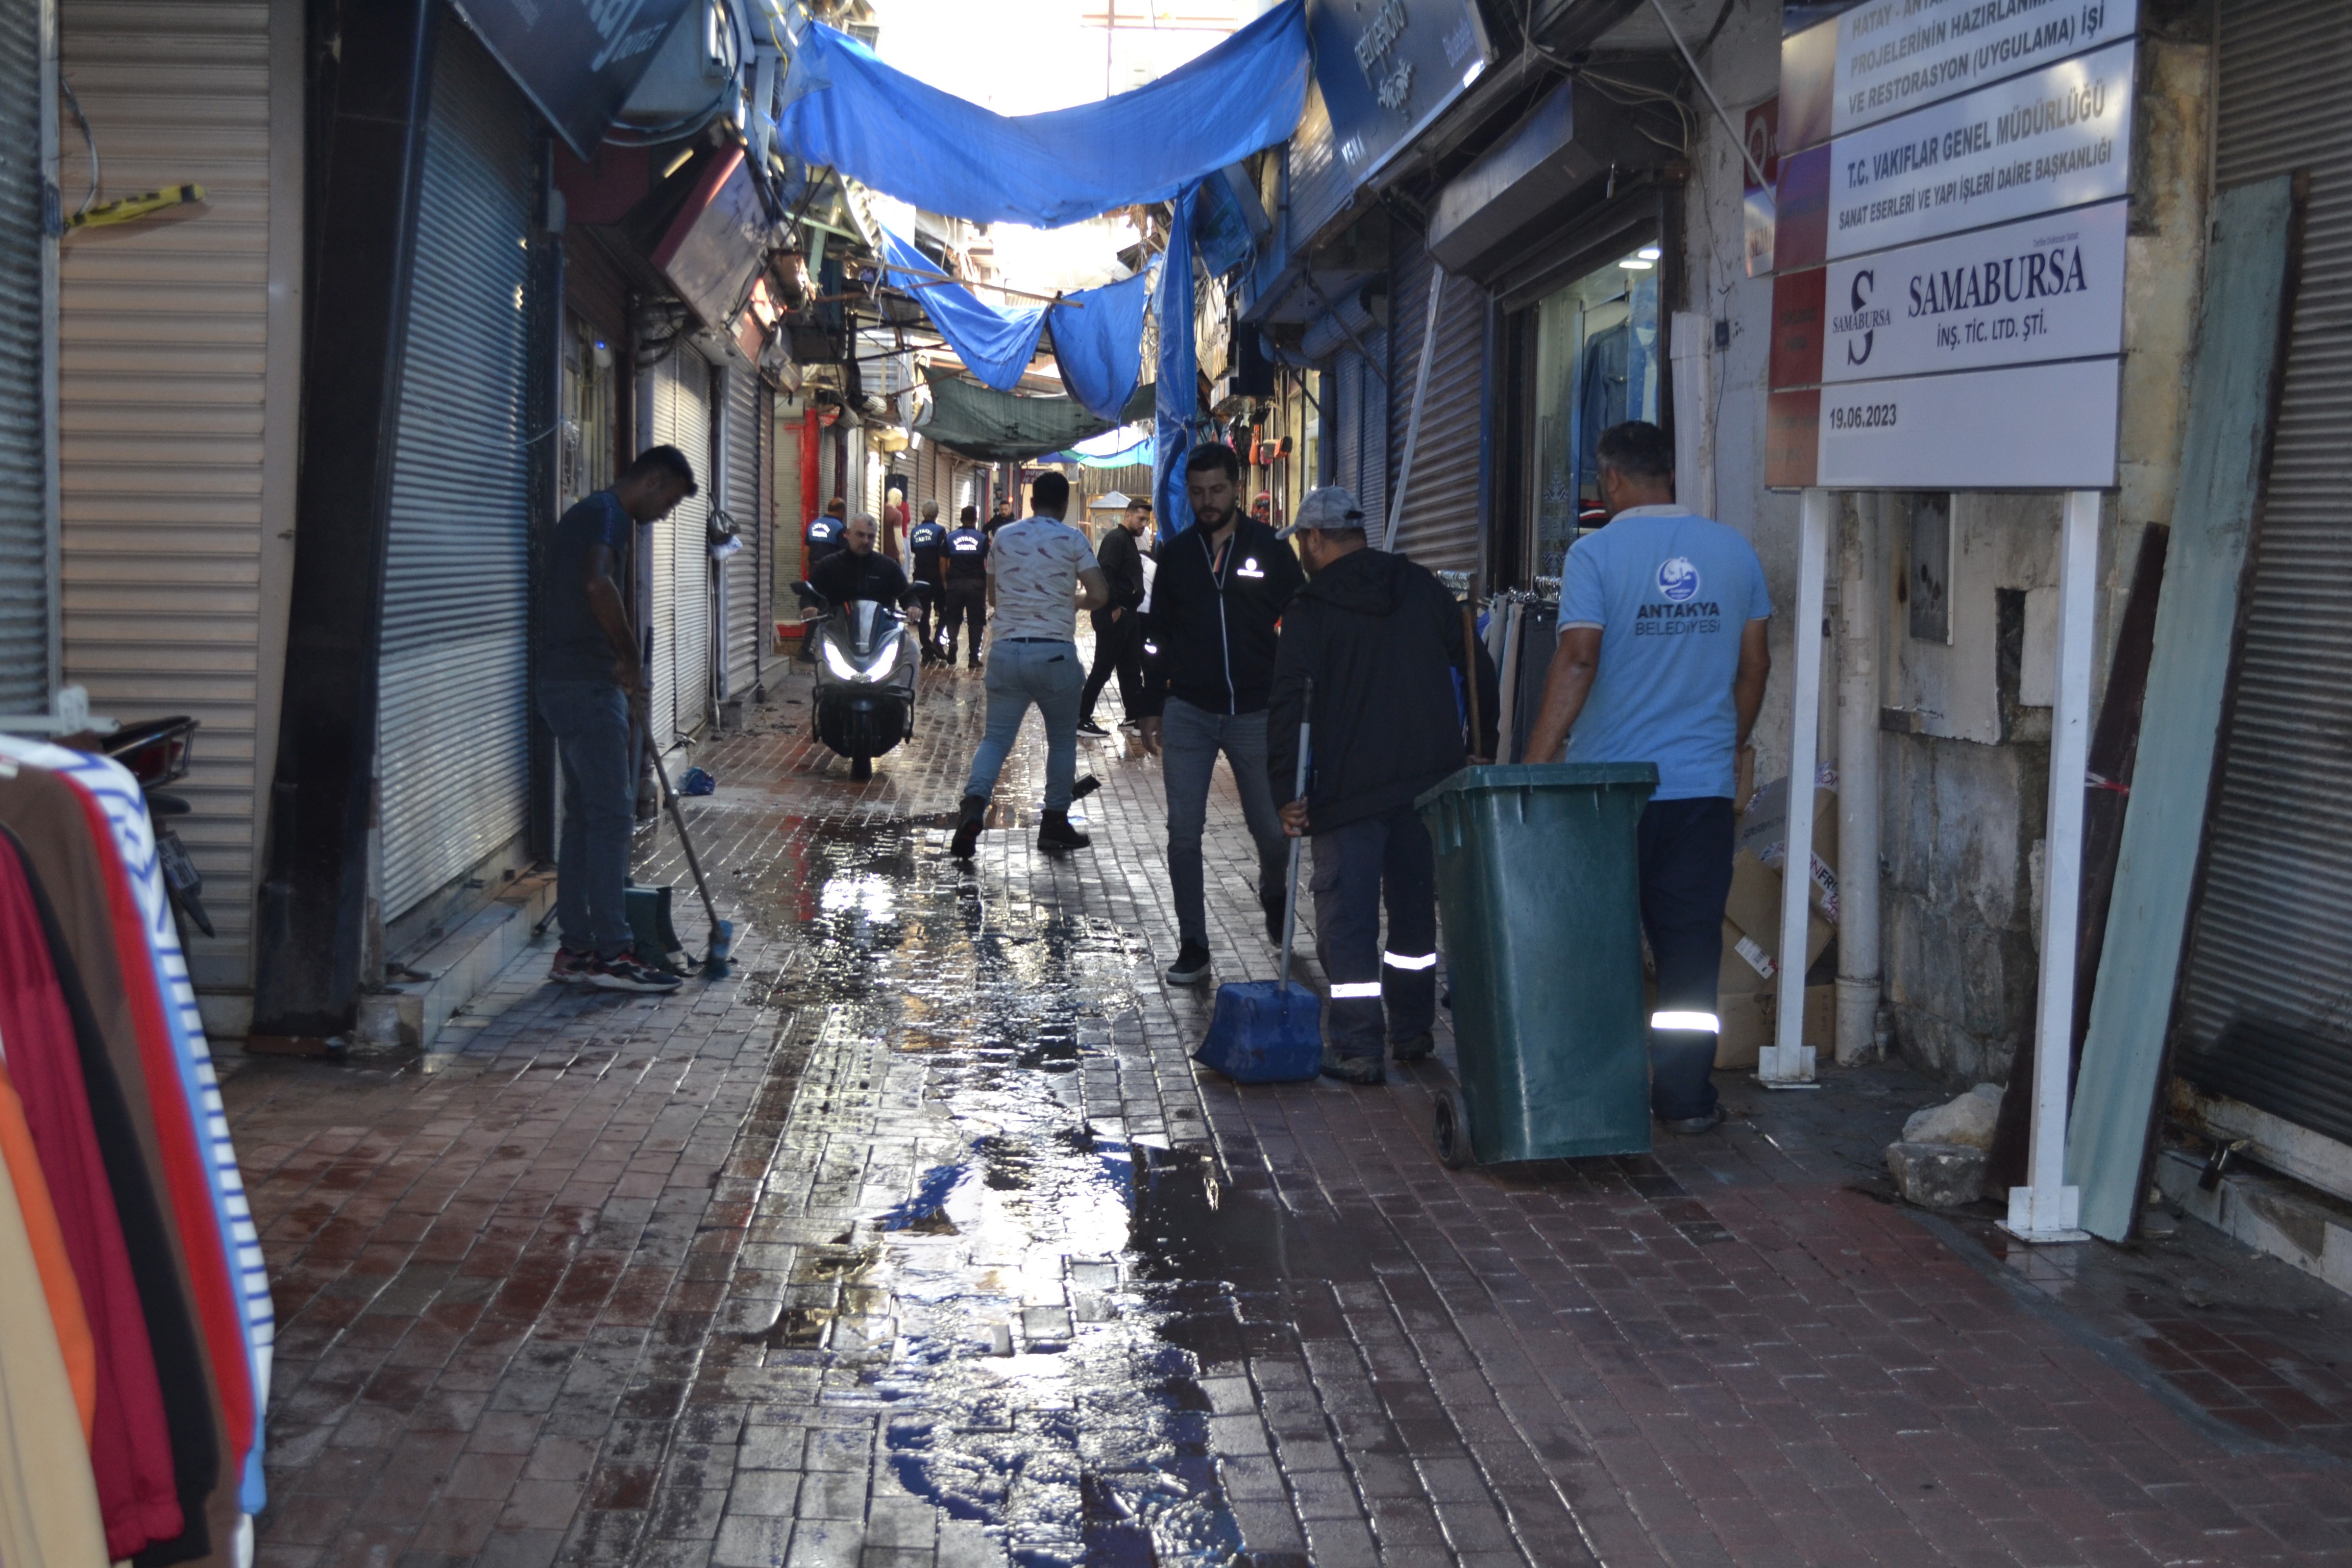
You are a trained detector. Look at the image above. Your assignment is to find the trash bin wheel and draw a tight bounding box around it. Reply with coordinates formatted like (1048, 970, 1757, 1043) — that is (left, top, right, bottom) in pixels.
(1433, 1088, 1472, 1169)
(851, 751, 873, 782)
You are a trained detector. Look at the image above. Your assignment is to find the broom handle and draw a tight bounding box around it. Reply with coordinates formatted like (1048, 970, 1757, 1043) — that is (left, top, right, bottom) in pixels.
(1279, 677, 1313, 989)
(648, 743, 723, 929)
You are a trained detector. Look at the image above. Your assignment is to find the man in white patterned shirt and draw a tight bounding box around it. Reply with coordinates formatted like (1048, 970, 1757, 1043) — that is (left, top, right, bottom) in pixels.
(950, 471, 1111, 858)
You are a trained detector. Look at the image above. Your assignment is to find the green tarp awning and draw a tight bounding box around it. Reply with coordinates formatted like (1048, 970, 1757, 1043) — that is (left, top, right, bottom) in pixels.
(917, 371, 1155, 462)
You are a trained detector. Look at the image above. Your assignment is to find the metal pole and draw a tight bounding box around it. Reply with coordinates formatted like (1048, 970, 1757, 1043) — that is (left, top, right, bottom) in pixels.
(2005, 489, 2097, 1241)
(1383, 264, 1446, 552)
(1763, 487, 1831, 1086)
(1835, 493, 1882, 1064)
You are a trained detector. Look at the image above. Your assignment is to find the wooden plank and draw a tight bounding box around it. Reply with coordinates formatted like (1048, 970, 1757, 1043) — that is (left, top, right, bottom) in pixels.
(2066, 175, 2301, 1240)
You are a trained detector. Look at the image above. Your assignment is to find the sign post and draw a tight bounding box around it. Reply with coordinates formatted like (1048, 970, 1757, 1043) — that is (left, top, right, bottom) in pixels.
(1763, 487, 1832, 1087)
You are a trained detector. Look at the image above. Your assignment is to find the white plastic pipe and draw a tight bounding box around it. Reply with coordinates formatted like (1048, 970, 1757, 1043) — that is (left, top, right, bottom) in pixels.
(2005, 489, 2098, 1240)
(1835, 494, 1882, 1064)
(1764, 488, 1831, 1086)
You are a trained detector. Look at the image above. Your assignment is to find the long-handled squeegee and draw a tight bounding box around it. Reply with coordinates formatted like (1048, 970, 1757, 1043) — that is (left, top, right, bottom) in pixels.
(647, 743, 735, 977)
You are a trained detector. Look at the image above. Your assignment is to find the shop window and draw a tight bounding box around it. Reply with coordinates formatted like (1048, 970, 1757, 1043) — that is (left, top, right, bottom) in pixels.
(1527, 245, 1660, 577)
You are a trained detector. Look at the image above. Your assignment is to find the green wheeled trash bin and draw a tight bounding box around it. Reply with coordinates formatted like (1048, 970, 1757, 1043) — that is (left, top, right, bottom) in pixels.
(1414, 763, 1658, 1167)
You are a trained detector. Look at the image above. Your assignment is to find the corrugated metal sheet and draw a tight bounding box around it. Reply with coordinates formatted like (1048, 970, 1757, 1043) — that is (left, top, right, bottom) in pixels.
(58, 0, 271, 981)
(2174, 0, 2352, 1148)
(376, 17, 535, 922)
(0, 0, 48, 713)
(721, 363, 758, 699)
(1387, 226, 1486, 572)
(1287, 77, 1352, 254)
(650, 346, 713, 741)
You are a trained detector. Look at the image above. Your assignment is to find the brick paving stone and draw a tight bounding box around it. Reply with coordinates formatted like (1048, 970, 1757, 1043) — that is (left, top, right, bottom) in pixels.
(233, 660, 2352, 1566)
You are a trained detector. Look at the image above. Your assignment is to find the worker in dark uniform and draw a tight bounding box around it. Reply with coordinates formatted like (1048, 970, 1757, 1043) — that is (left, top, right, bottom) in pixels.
(940, 504, 991, 669)
(806, 513, 911, 609)
(1267, 487, 1497, 1084)
(1524, 420, 1774, 1135)
(794, 497, 851, 661)
(906, 500, 950, 663)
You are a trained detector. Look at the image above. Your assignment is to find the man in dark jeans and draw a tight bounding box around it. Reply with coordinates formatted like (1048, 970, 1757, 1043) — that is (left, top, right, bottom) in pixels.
(535, 446, 699, 994)
(1138, 443, 1306, 985)
(1077, 496, 1150, 737)
(1268, 487, 1497, 1084)
(1525, 420, 1773, 1134)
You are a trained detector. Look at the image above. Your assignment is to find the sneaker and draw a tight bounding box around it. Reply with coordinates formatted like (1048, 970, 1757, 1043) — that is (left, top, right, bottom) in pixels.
(1037, 810, 1091, 852)
(587, 950, 682, 993)
(949, 794, 987, 860)
(1320, 1048, 1385, 1086)
(548, 946, 595, 985)
(1163, 940, 1212, 985)
(1075, 719, 1110, 738)
(1663, 1106, 1726, 1136)
(1391, 1032, 1434, 1063)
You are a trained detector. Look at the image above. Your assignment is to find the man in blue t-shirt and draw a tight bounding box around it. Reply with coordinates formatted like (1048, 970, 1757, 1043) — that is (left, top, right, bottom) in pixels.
(1525, 421, 1773, 1134)
(535, 445, 700, 994)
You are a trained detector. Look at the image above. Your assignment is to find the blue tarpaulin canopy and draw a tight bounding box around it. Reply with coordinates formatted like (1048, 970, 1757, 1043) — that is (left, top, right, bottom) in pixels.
(778, 0, 1309, 229)
(877, 228, 1152, 423)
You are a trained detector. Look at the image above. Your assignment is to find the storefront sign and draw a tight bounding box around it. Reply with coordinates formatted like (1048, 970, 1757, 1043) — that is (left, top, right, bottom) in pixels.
(1780, 0, 2138, 153)
(652, 149, 774, 333)
(1775, 39, 2134, 271)
(1770, 198, 2125, 387)
(1766, 357, 2119, 488)
(452, 0, 695, 160)
(1290, 0, 1494, 243)
(1745, 99, 1779, 278)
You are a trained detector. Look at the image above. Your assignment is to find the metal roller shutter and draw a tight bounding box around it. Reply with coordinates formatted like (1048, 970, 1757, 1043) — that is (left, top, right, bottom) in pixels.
(1358, 326, 1388, 528)
(0, 0, 50, 713)
(56, 0, 273, 987)
(1387, 227, 1486, 572)
(376, 17, 534, 923)
(721, 363, 759, 700)
(1331, 350, 1361, 507)
(649, 347, 713, 742)
(2173, 0, 2352, 1147)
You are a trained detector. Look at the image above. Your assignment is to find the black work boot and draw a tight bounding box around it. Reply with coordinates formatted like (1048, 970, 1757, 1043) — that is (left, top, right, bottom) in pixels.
(949, 794, 987, 859)
(1320, 1048, 1385, 1086)
(1036, 809, 1091, 852)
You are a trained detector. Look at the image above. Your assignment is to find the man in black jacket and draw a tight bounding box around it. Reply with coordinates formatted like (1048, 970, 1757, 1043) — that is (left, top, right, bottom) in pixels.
(806, 513, 911, 609)
(1079, 496, 1150, 737)
(1139, 443, 1307, 984)
(1269, 487, 1498, 1085)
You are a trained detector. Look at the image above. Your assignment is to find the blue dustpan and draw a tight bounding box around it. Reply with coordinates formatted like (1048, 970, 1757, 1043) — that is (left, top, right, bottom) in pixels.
(1194, 679, 1322, 1084)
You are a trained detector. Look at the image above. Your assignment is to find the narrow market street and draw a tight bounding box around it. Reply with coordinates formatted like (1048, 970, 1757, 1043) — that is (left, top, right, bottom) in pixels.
(226, 670, 2352, 1568)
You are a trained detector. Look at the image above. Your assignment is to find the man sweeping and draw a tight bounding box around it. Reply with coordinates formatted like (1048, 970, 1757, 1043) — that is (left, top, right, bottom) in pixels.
(535, 446, 698, 994)
(1267, 487, 1495, 1084)
(1523, 420, 1773, 1135)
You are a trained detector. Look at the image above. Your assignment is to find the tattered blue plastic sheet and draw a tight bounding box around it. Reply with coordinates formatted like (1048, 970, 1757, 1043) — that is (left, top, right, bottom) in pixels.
(1155, 184, 1198, 540)
(776, 0, 1309, 228)
(878, 229, 1153, 421)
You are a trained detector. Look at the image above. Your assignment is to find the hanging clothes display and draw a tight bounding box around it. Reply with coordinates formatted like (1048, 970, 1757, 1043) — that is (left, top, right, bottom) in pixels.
(0, 734, 275, 1567)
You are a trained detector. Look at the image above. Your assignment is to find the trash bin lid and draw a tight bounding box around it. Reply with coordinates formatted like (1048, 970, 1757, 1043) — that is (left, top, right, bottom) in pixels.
(1414, 762, 1660, 811)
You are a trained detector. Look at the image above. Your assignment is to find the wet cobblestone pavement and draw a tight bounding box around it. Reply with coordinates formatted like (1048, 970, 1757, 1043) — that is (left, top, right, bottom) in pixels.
(228, 663, 2352, 1567)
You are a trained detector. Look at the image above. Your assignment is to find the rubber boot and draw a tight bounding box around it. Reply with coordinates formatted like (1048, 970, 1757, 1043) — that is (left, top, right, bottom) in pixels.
(949, 794, 987, 859)
(1036, 809, 1090, 852)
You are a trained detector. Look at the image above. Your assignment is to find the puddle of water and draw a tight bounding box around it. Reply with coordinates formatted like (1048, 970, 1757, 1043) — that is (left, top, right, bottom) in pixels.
(737, 815, 1311, 1567)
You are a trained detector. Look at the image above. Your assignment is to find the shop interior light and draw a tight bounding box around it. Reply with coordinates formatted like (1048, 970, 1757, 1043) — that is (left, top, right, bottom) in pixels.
(1638, 246, 1661, 260)
(1619, 256, 1654, 270)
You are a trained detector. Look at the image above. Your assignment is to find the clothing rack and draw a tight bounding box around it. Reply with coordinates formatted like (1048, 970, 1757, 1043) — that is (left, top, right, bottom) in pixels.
(1478, 590, 1560, 764)
(0, 733, 272, 1568)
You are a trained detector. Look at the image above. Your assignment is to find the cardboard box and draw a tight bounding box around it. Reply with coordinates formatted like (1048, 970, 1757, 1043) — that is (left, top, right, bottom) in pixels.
(1714, 982, 1833, 1070)
(1721, 850, 1834, 978)
(1739, 772, 1840, 924)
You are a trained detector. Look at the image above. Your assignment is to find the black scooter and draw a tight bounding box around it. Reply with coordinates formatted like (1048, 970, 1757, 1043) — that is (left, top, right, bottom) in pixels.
(800, 587, 919, 780)
(101, 716, 214, 943)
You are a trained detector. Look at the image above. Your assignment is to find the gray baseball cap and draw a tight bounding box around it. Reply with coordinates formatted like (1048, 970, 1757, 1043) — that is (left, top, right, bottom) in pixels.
(1275, 485, 1367, 540)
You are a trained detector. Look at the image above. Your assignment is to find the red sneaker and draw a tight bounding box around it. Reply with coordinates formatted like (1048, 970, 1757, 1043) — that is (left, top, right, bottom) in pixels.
(587, 950, 682, 993)
(548, 947, 595, 985)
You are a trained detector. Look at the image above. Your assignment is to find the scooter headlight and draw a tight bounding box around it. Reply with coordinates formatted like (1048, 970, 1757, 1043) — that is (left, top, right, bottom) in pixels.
(822, 640, 876, 682)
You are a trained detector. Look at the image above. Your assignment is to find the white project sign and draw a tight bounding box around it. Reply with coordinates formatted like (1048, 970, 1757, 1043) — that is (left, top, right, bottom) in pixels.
(1774, 39, 2134, 269)
(1780, 0, 2138, 151)
(1818, 358, 2119, 488)
(1821, 198, 2125, 382)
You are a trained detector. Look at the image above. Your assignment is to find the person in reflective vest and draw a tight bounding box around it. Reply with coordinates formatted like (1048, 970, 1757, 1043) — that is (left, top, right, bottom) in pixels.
(906, 501, 949, 663)
(939, 507, 991, 669)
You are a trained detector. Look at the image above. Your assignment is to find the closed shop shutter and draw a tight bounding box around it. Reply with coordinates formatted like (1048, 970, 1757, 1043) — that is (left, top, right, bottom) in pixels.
(56, 0, 274, 987)
(1387, 227, 1486, 572)
(2172, 0, 2352, 1148)
(1331, 350, 1361, 507)
(721, 364, 759, 699)
(0, 1, 49, 713)
(376, 17, 534, 924)
(648, 347, 714, 742)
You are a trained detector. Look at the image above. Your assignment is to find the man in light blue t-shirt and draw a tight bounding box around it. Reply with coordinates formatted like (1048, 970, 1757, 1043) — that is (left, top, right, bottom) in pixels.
(1525, 421, 1772, 1134)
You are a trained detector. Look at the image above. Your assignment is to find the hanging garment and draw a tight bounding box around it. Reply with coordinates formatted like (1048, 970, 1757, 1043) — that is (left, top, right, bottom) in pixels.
(0, 745, 257, 1555)
(0, 1058, 97, 1439)
(0, 801, 225, 1567)
(0, 1131, 112, 1568)
(776, 0, 1309, 228)
(0, 828, 184, 1555)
